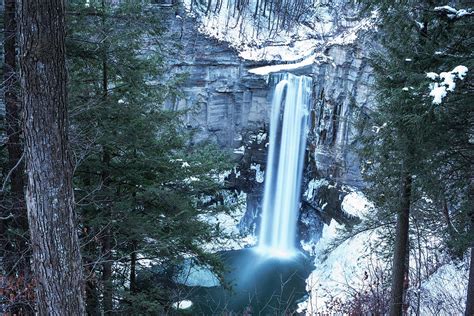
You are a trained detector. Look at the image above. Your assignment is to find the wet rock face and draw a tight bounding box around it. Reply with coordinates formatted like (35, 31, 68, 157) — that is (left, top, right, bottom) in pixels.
(226, 130, 268, 236)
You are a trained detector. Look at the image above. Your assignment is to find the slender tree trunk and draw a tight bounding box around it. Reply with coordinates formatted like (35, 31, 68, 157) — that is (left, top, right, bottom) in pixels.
(17, 0, 85, 314)
(85, 253, 100, 315)
(130, 241, 137, 293)
(82, 175, 100, 315)
(389, 173, 412, 316)
(102, 226, 113, 315)
(4, 0, 22, 195)
(465, 173, 474, 316)
(99, 2, 114, 313)
(466, 247, 474, 316)
(254, 0, 260, 17)
(442, 195, 456, 235)
(3, 0, 29, 274)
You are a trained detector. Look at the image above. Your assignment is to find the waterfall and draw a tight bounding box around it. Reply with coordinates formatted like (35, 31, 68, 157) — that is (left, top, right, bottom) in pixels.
(257, 73, 312, 258)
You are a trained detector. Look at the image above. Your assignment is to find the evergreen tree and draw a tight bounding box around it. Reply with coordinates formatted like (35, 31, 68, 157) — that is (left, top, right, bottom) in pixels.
(67, 1, 232, 313)
(357, 0, 473, 313)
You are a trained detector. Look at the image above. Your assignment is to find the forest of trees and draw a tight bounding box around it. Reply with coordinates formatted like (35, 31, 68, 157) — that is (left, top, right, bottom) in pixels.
(0, 0, 472, 315)
(1, 0, 234, 314)
(189, 0, 315, 38)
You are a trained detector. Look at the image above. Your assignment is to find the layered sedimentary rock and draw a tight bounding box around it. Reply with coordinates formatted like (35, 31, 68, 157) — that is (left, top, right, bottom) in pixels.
(159, 6, 271, 148)
(309, 38, 376, 187)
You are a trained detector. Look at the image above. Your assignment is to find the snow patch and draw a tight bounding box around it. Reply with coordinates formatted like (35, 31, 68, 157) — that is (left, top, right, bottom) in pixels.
(298, 218, 383, 315)
(372, 122, 387, 134)
(427, 65, 468, 104)
(256, 132, 267, 144)
(304, 178, 329, 200)
(233, 145, 245, 155)
(341, 191, 373, 219)
(434, 5, 473, 19)
(250, 163, 265, 183)
(417, 259, 469, 315)
(248, 54, 316, 75)
(175, 260, 220, 287)
(172, 300, 193, 310)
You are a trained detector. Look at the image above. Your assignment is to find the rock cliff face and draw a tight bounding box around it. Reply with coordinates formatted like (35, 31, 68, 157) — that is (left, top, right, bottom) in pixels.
(157, 1, 378, 242)
(309, 38, 376, 187)
(159, 6, 273, 148)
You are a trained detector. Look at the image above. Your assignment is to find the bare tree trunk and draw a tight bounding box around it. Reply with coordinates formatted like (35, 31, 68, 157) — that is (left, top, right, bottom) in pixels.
(465, 173, 474, 316)
(130, 241, 137, 293)
(100, 4, 114, 309)
(389, 173, 412, 316)
(17, 0, 85, 314)
(85, 239, 100, 315)
(2, 0, 30, 274)
(102, 226, 113, 315)
(466, 247, 474, 316)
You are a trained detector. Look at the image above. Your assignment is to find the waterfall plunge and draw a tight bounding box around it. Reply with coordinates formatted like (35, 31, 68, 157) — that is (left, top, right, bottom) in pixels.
(257, 73, 312, 258)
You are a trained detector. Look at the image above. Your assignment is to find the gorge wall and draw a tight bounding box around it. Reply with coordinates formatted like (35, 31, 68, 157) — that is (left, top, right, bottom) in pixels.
(157, 0, 378, 242)
(160, 5, 271, 148)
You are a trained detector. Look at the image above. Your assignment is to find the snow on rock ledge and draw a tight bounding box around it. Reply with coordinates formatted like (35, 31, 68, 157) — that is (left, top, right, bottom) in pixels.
(183, 0, 377, 63)
(341, 190, 372, 219)
(198, 191, 257, 253)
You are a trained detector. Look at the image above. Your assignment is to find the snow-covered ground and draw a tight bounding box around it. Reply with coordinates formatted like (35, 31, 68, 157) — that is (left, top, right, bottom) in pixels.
(416, 259, 469, 315)
(297, 187, 469, 315)
(298, 190, 381, 314)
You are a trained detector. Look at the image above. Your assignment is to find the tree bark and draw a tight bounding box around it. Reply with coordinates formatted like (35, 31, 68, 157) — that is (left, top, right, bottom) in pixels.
(17, 0, 86, 314)
(389, 173, 412, 316)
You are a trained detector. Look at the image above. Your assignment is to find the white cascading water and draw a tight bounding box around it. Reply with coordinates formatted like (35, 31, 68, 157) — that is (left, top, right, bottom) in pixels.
(257, 73, 312, 258)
